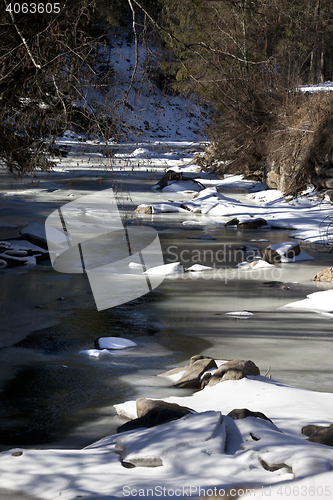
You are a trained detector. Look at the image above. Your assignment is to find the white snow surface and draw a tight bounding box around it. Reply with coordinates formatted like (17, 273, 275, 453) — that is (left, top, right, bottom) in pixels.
(281, 289, 333, 316)
(299, 81, 333, 93)
(137, 182, 333, 246)
(4, 375, 333, 499)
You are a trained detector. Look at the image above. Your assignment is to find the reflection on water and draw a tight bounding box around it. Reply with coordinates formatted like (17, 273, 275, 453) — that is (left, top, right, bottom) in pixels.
(0, 221, 333, 450)
(0, 284, 209, 450)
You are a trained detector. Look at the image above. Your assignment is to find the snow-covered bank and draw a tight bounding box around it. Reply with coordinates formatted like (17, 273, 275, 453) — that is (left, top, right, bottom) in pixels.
(136, 176, 333, 247)
(2, 365, 333, 499)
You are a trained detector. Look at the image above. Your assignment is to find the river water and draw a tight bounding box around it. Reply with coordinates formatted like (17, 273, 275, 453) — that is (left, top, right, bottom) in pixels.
(0, 142, 333, 451)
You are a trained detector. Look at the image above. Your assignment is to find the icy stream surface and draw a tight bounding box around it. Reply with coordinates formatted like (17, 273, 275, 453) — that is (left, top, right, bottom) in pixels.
(0, 141, 333, 451)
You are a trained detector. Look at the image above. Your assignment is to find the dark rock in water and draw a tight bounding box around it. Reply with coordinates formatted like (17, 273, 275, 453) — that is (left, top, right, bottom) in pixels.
(206, 359, 260, 387)
(302, 424, 333, 446)
(278, 284, 292, 290)
(261, 248, 281, 264)
(238, 218, 267, 230)
(262, 281, 292, 290)
(154, 170, 204, 191)
(227, 408, 273, 423)
(225, 218, 239, 227)
(225, 217, 267, 229)
(117, 399, 193, 433)
(174, 358, 217, 389)
(312, 267, 333, 282)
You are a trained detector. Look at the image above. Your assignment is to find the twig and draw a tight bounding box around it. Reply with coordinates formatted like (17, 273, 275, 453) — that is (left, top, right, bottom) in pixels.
(4, 0, 41, 69)
(115, 0, 139, 106)
(52, 75, 68, 130)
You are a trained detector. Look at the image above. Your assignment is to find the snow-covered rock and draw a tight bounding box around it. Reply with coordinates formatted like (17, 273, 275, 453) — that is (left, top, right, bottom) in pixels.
(144, 262, 184, 276)
(262, 241, 313, 263)
(186, 264, 213, 272)
(225, 311, 255, 317)
(95, 337, 137, 350)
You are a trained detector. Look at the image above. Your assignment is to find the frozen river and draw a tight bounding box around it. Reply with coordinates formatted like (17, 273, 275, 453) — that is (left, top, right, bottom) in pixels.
(0, 142, 333, 451)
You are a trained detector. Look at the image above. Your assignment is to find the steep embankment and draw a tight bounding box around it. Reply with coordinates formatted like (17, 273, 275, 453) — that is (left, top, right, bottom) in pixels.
(263, 88, 333, 198)
(201, 84, 333, 198)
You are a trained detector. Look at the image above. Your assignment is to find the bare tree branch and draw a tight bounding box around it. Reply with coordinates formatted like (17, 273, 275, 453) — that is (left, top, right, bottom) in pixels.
(115, 0, 139, 105)
(3, 0, 41, 69)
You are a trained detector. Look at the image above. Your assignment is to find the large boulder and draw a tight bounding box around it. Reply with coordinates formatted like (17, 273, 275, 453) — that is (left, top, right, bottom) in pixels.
(261, 248, 281, 264)
(134, 205, 153, 214)
(117, 399, 193, 433)
(225, 217, 240, 227)
(136, 398, 193, 419)
(174, 358, 217, 389)
(302, 424, 333, 447)
(238, 218, 267, 230)
(262, 242, 301, 263)
(189, 354, 214, 365)
(158, 356, 217, 389)
(225, 217, 267, 229)
(312, 267, 333, 282)
(206, 360, 260, 387)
